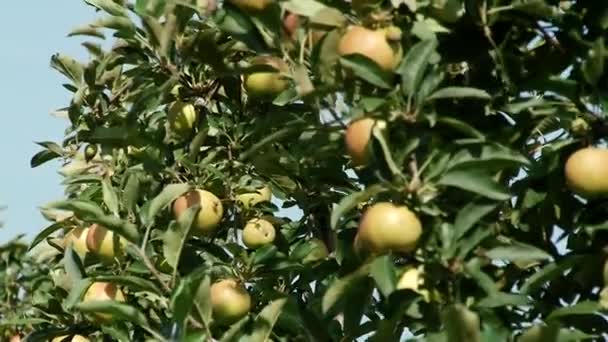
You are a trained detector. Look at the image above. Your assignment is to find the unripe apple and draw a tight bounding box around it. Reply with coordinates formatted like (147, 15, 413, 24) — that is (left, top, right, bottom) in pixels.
(51, 335, 90, 342)
(85, 224, 127, 263)
(228, 0, 272, 12)
(344, 118, 376, 166)
(396, 267, 430, 301)
(444, 304, 481, 342)
(168, 100, 198, 136)
(357, 202, 422, 254)
(82, 282, 126, 322)
(84, 144, 98, 162)
(235, 185, 272, 209)
(173, 189, 224, 235)
(242, 218, 276, 249)
(65, 227, 90, 259)
(244, 57, 289, 99)
(517, 325, 544, 342)
(564, 147, 608, 198)
(338, 26, 401, 71)
(210, 279, 251, 324)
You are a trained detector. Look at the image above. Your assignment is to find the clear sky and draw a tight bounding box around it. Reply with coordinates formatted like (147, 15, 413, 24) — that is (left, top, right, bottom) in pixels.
(0, 2, 100, 242)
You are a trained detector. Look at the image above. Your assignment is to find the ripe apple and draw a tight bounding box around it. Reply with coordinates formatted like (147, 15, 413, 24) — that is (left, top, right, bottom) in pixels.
(85, 224, 127, 263)
(357, 202, 422, 254)
(65, 227, 90, 259)
(168, 100, 198, 136)
(338, 26, 401, 71)
(564, 147, 608, 198)
(283, 12, 299, 40)
(228, 0, 272, 12)
(242, 218, 276, 249)
(83, 282, 126, 322)
(235, 185, 272, 209)
(51, 335, 90, 342)
(244, 57, 289, 98)
(396, 267, 430, 301)
(173, 189, 224, 235)
(9, 335, 21, 342)
(210, 279, 251, 324)
(344, 117, 377, 166)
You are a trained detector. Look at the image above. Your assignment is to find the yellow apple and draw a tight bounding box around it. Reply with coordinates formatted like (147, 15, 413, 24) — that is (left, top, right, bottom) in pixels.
(168, 100, 198, 136)
(564, 147, 608, 198)
(235, 185, 272, 209)
(244, 57, 289, 98)
(82, 282, 126, 322)
(344, 118, 376, 166)
(51, 335, 90, 342)
(242, 218, 276, 249)
(396, 267, 430, 301)
(173, 189, 224, 235)
(338, 26, 401, 71)
(357, 202, 422, 254)
(64, 227, 90, 259)
(210, 279, 251, 324)
(85, 224, 127, 263)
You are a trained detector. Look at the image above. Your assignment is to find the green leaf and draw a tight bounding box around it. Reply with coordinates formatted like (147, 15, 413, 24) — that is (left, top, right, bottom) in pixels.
(91, 275, 162, 294)
(485, 242, 553, 262)
(123, 173, 141, 214)
(322, 263, 371, 315)
(219, 316, 250, 342)
(171, 271, 206, 331)
(340, 55, 394, 89)
(453, 201, 498, 241)
(331, 184, 384, 230)
(135, 0, 166, 17)
(63, 245, 86, 282)
(427, 87, 491, 101)
(521, 256, 586, 294)
(46, 200, 139, 243)
(85, 0, 128, 17)
(283, 0, 328, 17)
(547, 301, 600, 321)
(582, 37, 605, 86)
(476, 292, 532, 308)
(163, 205, 199, 269)
(50, 53, 83, 84)
(102, 178, 120, 216)
(145, 183, 191, 226)
(370, 255, 397, 298)
(92, 16, 136, 36)
(194, 275, 212, 327)
(439, 169, 511, 200)
(28, 222, 65, 250)
(398, 38, 438, 97)
(76, 301, 149, 327)
(243, 298, 288, 341)
(64, 278, 94, 309)
(371, 124, 405, 180)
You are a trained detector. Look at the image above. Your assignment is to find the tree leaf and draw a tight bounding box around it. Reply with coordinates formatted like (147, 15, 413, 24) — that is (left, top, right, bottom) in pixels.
(476, 292, 532, 308)
(50, 53, 83, 85)
(145, 183, 191, 226)
(91, 275, 162, 294)
(521, 256, 586, 294)
(340, 55, 394, 89)
(243, 298, 288, 342)
(370, 255, 397, 298)
(28, 222, 65, 250)
(485, 242, 553, 262)
(194, 275, 212, 327)
(547, 301, 600, 321)
(453, 201, 498, 241)
(322, 263, 371, 315)
(439, 169, 511, 200)
(63, 245, 86, 283)
(76, 301, 149, 327)
(398, 38, 438, 97)
(331, 184, 384, 230)
(102, 178, 120, 216)
(84, 0, 128, 17)
(427, 87, 491, 100)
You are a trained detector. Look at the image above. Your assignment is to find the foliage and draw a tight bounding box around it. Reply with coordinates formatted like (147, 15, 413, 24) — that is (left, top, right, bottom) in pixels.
(2, 0, 608, 340)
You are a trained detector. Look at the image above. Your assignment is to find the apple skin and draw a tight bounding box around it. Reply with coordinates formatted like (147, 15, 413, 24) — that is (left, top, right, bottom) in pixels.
(65, 227, 90, 259)
(357, 202, 422, 254)
(82, 282, 126, 322)
(236, 185, 272, 209)
(85, 224, 127, 263)
(210, 279, 252, 324)
(344, 118, 376, 166)
(564, 147, 608, 198)
(244, 72, 288, 98)
(9, 335, 21, 342)
(173, 190, 224, 235)
(228, 0, 272, 12)
(396, 267, 430, 301)
(51, 335, 90, 342)
(168, 100, 198, 135)
(338, 26, 400, 71)
(242, 218, 276, 249)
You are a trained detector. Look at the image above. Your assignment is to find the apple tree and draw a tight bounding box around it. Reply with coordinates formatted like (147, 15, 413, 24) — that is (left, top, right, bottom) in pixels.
(5, 0, 608, 340)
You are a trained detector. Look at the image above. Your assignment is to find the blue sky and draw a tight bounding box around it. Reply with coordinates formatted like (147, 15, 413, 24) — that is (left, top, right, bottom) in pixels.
(0, 2, 100, 242)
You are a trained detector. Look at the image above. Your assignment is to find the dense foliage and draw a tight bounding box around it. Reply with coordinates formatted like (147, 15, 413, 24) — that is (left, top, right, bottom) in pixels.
(3, 0, 608, 341)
